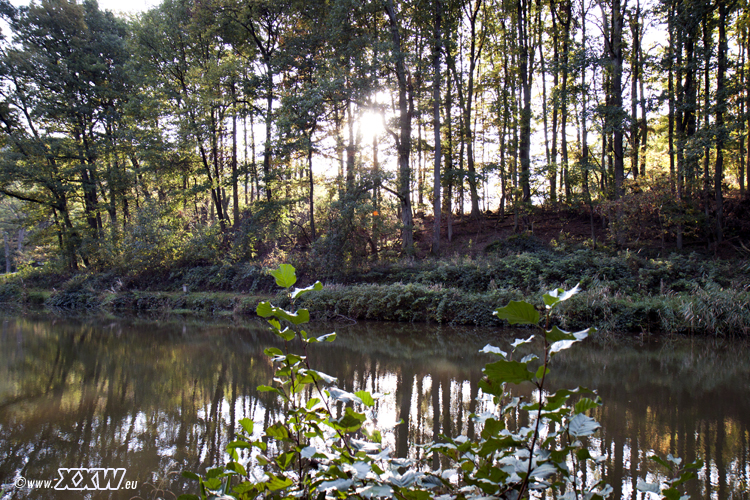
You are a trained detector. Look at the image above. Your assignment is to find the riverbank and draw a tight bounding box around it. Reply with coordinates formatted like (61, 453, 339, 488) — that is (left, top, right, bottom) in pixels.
(1, 247, 748, 336)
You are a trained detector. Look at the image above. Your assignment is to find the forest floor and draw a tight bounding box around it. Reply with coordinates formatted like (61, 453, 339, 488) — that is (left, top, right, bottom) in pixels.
(410, 195, 750, 260)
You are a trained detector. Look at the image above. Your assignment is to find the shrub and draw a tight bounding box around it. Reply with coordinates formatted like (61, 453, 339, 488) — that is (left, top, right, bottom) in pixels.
(181, 265, 700, 500)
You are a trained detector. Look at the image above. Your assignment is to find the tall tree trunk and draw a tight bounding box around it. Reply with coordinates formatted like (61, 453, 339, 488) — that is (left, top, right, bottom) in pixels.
(548, 0, 559, 204)
(232, 83, 239, 228)
(581, 0, 595, 247)
(465, 0, 484, 218)
(385, 0, 415, 255)
(517, 0, 534, 205)
(432, 0, 442, 255)
(629, 1, 640, 180)
(715, 1, 728, 244)
(264, 71, 274, 201)
(600, 0, 627, 245)
(539, 25, 552, 203)
(702, 13, 712, 226)
(443, 67, 454, 243)
(559, 0, 572, 203)
(346, 87, 356, 193)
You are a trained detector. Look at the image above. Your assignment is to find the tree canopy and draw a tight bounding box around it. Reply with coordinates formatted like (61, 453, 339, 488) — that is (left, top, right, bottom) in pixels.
(0, 0, 748, 271)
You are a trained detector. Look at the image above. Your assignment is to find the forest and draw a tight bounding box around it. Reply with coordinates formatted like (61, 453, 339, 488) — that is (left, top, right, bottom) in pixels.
(0, 0, 749, 275)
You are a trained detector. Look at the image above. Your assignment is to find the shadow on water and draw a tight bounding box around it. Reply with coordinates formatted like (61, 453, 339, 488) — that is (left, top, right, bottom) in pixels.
(0, 314, 748, 499)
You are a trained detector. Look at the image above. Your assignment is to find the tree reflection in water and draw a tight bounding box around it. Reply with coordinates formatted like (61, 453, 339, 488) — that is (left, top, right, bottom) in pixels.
(0, 316, 748, 499)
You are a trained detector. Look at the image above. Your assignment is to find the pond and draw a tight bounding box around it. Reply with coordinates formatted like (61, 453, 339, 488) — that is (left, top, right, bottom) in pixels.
(0, 314, 749, 499)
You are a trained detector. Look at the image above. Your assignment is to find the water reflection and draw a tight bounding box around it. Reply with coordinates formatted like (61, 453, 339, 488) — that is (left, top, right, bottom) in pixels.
(0, 316, 748, 499)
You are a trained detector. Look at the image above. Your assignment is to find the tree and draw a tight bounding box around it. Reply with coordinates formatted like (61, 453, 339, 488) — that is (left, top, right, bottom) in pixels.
(384, 0, 416, 255)
(0, 0, 131, 268)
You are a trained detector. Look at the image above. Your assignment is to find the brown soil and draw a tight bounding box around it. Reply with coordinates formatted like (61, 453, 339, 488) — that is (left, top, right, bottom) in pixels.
(412, 200, 750, 259)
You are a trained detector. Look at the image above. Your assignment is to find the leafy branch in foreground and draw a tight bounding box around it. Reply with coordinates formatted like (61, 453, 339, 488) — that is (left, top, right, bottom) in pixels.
(179, 266, 698, 500)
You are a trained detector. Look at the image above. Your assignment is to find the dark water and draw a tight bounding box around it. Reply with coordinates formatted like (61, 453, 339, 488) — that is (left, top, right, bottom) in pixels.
(0, 314, 748, 499)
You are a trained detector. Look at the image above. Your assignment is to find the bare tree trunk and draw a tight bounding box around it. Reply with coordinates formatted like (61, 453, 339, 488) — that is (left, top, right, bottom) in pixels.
(264, 72, 273, 201)
(629, 1, 640, 180)
(560, 0, 572, 203)
(385, 0, 415, 255)
(432, 0, 442, 255)
(600, 0, 627, 245)
(715, 1, 728, 244)
(231, 83, 239, 228)
(517, 0, 535, 204)
(444, 68, 454, 243)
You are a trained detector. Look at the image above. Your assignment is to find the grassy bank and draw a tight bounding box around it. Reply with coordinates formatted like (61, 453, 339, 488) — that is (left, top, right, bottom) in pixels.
(1, 246, 748, 336)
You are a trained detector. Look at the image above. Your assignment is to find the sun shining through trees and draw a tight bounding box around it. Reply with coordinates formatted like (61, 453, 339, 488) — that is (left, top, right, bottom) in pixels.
(0, 0, 748, 269)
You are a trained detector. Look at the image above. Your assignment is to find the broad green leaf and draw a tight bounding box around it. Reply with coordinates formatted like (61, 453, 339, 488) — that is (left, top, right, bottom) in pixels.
(257, 301, 273, 317)
(483, 359, 535, 385)
(266, 423, 289, 440)
(543, 388, 579, 412)
(460, 461, 475, 472)
(354, 390, 375, 407)
(574, 397, 601, 414)
(401, 490, 432, 500)
(479, 344, 507, 358)
(181, 471, 201, 481)
(238, 418, 254, 435)
(276, 451, 296, 470)
(291, 281, 323, 299)
(318, 332, 336, 342)
(546, 325, 574, 343)
(258, 303, 310, 325)
(227, 440, 252, 452)
(672, 472, 696, 488)
(257, 385, 282, 395)
(480, 417, 505, 439)
(304, 332, 336, 343)
(493, 301, 540, 325)
(512, 335, 536, 348)
(327, 387, 362, 404)
(307, 370, 337, 384)
(549, 328, 592, 354)
(319, 478, 353, 492)
(333, 407, 366, 433)
(203, 477, 222, 490)
(225, 461, 246, 476)
(231, 482, 257, 496)
(661, 487, 682, 500)
(650, 455, 673, 470)
(543, 288, 565, 308)
(263, 347, 283, 358)
(276, 327, 295, 341)
(358, 485, 393, 498)
(266, 475, 292, 491)
(270, 264, 297, 289)
(568, 413, 601, 437)
(543, 283, 581, 309)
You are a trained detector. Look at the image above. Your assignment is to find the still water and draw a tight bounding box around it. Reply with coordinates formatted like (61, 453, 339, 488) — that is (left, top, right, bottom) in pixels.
(0, 314, 748, 499)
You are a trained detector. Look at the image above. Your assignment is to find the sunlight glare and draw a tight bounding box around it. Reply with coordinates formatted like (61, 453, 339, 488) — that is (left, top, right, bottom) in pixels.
(358, 110, 386, 143)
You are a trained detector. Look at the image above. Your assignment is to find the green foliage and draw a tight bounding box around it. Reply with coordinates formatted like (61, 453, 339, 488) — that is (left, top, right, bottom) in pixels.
(181, 265, 697, 500)
(637, 455, 704, 500)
